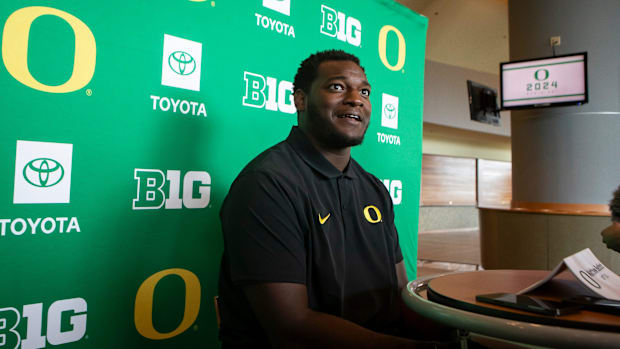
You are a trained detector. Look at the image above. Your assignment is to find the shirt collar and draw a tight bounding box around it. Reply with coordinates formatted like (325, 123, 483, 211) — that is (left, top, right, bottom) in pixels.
(286, 126, 357, 179)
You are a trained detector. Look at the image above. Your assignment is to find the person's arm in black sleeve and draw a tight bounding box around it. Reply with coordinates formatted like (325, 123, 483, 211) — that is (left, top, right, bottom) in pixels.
(223, 172, 306, 285)
(223, 172, 430, 349)
(396, 261, 408, 291)
(384, 182, 407, 291)
(245, 282, 432, 349)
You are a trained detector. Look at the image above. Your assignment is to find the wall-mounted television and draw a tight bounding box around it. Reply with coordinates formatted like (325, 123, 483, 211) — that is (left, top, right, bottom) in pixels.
(500, 52, 588, 109)
(467, 80, 500, 126)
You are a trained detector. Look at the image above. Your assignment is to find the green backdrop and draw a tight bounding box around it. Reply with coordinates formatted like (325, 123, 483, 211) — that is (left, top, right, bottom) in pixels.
(0, 0, 427, 347)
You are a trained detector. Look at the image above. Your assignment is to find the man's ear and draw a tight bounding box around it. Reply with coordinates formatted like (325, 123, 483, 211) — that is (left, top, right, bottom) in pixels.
(294, 89, 306, 112)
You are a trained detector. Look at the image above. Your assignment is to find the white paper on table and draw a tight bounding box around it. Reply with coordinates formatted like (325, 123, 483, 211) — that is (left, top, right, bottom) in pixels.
(517, 248, 620, 300)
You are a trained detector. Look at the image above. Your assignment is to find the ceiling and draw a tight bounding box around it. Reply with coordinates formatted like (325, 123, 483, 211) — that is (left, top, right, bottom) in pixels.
(397, 0, 509, 74)
(396, 0, 435, 13)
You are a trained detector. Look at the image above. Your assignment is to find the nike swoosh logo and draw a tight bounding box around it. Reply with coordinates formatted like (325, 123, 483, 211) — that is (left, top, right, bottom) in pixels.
(318, 213, 330, 225)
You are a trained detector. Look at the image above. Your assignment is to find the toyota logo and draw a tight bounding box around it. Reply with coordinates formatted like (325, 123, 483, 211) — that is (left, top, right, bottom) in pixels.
(384, 103, 396, 119)
(168, 51, 196, 76)
(23, 158, 65, 187)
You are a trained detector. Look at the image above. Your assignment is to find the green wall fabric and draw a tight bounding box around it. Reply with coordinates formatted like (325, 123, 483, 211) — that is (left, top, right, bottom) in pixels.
(0, 1, 427, 347)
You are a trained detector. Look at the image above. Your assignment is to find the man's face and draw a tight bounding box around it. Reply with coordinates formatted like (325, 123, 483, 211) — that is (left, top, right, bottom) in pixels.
(297, 60, 371, 150)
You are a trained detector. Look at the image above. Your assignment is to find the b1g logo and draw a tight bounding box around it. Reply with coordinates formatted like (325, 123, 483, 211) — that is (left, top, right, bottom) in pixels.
(382, 179, 402, 205)
(242, 71, 295, 114)
(381, 93, 399, 130)
(0, 297, 87, 349)
(320, 5, 361, 47)
(2, 6, 96, 93)
(132, 169, 211, 210)
(13, 141, 73, 204)
(263, 0, 290, 16)
(161, 34, 202, 91)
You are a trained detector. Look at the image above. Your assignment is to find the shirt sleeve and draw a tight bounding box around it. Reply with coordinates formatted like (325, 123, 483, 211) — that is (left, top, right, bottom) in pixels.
(221, 171, 306, 285)
(375, 175, 403, 264)
(389, 199, 403, 264)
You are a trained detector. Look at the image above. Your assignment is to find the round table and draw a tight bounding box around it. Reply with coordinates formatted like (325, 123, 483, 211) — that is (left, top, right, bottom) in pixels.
(403, 270, 620, 348)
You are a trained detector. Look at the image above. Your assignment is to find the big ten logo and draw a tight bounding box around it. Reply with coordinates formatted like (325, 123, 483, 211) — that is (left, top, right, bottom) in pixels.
(382, 179, 402, 205)
(242, 72, 295, 114)
(1, 6, 96, 93)
(320, 5, 361, 47)
(378, 25, 406, 72)
(135, 269, 200, 340)
(0, 298, 87, 349)
(132, 169, 211, 210)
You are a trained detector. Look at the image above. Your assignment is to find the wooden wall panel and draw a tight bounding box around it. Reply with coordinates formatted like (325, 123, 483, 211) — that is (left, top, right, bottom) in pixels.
(477, 159, 512, 207)
(421, 154, 476, 206)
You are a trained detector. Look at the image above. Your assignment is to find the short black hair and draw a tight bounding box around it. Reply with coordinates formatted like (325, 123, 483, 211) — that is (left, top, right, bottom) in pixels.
(611, 185, 620, 222)
(293, 49, 364, 93)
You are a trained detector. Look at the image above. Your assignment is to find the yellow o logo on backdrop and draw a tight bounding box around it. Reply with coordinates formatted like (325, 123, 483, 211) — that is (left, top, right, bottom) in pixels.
(2, 6, 96, 93)
(363, 205, 382, 223)
(135, 268, 201, 340)
(378, 25, 406, 71)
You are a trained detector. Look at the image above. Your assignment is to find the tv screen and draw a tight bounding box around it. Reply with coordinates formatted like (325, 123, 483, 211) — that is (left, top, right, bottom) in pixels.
(500, 52, 588, 109)
(467, 80, 500, 126)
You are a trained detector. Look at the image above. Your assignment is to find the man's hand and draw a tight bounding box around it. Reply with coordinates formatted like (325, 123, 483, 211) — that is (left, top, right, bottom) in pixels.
(396, 261, 408, 290)
(601, 222, 620, 253)
(244, 282, 429, 349)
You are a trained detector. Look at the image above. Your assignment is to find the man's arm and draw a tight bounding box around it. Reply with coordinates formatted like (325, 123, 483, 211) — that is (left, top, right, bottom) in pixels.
(244, 282, 430, 349)
(396, 260, 408, 291)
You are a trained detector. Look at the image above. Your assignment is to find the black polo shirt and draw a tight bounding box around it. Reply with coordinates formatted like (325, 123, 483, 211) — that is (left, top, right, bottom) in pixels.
(218, 126, 403, 347)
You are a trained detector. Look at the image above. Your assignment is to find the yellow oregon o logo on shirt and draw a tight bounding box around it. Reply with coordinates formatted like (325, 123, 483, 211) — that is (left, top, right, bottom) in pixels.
(134, 268, 201, 340)
(2, 6, 96, 93)
(378, 25, 406, 71)
(363, 205, 382, 223)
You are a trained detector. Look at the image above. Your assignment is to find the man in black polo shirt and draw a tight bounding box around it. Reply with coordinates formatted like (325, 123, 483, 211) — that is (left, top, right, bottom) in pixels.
(218, 50, 424, 348)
